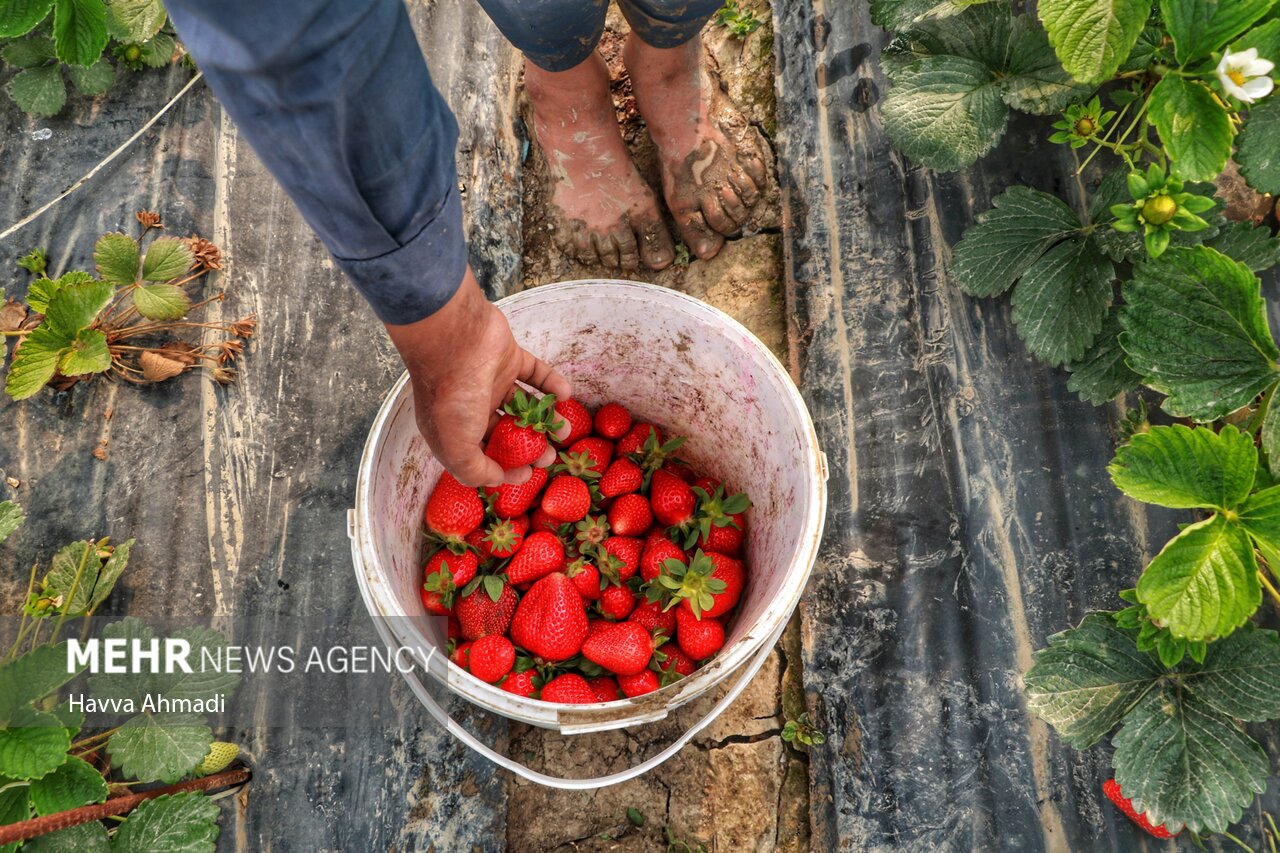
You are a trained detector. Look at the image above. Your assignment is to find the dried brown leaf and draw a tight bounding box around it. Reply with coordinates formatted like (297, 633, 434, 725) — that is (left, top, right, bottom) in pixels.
(186, 236, 222, 270)
(0, 298, 27, 332)
(136, 210, 163, 229)
(139, 351, 186, 381)
(156, 340, 197, 366)
(92, 446, 108, 461)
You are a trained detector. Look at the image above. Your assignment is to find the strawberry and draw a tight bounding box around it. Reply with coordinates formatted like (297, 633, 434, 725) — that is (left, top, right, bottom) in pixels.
(599, 457, 643, 498)
(649, 468, 696, 530)
(484, 390, 564, 469)
(506, 531, 565, 585)
(687, 485, 751, 552)
(529, 507, 564, 536)
(424, 472, 484, 538)
(582, 621, 653, 675)
(447, 614, 461, 640)
(692, 476, 721, 494)
(468, 634, 515, 684)
(587, 617, 612, 638)
(541, 475, 592, 522)
(601, 536, 643, 583)
(587, 676, 621, 702)
(593, 402, 633, 439)
(420, 550, 479, 614)
(1103, 779, 1178, 839)
(632, 432, 688, 483)
(662, 459, 697, 483)
(617, 423, 661, 457)
(478, 516, 528, 559)
(654, 550, 743, 619)
(540, 672, 598, 704)
(565, 557, 602, 600)
(628, 599, 676, 637)
(450, 641, 473, 669)
(640, 537, 685, 582)
(455, 580, 518, 640)
(698, 522, 745, 557)
(510, 572, 588, 662)
(675, 608, 724, 661)
(608, 493, 653, 537)
(500, 669, 538, 698)
(617, 669, 659, 698)
(554, 398, 593, 446)
(486, 466, 547, 518)
(567, 437, 613, 476)
(574, 514, 610, 552)
(600, 584, 636, 620)
(656, 642, 695, 678)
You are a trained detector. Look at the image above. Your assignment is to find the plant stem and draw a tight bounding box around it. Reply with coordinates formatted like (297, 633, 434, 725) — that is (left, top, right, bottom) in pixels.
(71, 727, 120, 751)
(1, 329, 31, 337)
(1248, 386, 1275, 435)
(1222, 831, 1255, 853)
(1260, 567, 1280, 607)
(7, 562, 39, 661)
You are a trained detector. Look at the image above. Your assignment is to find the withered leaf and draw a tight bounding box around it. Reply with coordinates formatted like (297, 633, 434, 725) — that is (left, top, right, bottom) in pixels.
(139, 351, 186, 382)
(0, 298, 28, 332)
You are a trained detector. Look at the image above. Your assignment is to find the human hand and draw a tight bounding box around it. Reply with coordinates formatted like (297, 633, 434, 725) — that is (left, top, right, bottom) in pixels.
(384, 267, 571, 487)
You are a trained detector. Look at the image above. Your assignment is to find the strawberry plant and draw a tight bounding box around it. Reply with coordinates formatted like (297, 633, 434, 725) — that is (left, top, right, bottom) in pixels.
(3, 210, 255, 401)
(712, 0, 763, 39)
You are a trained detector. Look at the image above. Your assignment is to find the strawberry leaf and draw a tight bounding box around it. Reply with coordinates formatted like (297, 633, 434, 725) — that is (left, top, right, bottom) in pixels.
(1108, 424, 1257, 511)
(0, 0, 54, 38)
(1237, 95, 1280, 196)
(140, 236, 193, 282)
(0, 706, 72, 780)
(44, 278, 113, 337)
(1065, 310, 1140, 404)
(28, 755, 107, 815)
(93, 232, 139, 286)
(22, 820, 110, 851)
(133, 283, 190, 321)
(0, 501, 25, 545)
(52, 0, 107, 68)
(104, 0, 166, 42)
(482, 575, 504, 603)
(5, 323, 68, 400)
(59, 327, 110, 375)
(7, 64, 65, 117)
(950, 187, 1084, 299)
(106, 713, 211, 783)
(0, 643, 85, 725)
(110, 792, 220, 851)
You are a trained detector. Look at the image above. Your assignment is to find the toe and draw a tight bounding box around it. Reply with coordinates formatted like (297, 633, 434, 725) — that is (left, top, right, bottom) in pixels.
(727, 161, 760, 208)
(676, 209, 724, 260)
(700, 190, 741, 238)
(635, 215, 676, 270)
(718, 184, 749, 227)
(736, 135, 769, 191)
(592, 231, 621, 268)
(613, 225, 641, 271)
(571, 228, 597, 265)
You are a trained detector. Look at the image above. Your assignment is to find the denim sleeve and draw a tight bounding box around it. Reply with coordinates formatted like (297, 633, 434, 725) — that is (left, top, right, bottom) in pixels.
(165, 0, 467, 325)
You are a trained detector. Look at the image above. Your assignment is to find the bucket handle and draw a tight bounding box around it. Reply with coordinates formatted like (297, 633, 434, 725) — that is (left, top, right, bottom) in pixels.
(365, 598, 784, 791)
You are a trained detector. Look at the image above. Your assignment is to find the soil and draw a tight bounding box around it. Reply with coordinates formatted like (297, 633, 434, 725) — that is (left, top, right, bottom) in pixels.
(509, 5, 808, 851)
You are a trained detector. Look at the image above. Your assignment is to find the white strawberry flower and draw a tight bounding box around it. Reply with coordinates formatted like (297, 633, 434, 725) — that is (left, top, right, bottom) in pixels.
(1217, 47, 1275, 103)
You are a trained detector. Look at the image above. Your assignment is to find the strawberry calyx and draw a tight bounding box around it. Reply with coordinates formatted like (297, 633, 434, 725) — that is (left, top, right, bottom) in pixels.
(423, 529, 473, 556)
(555, 450, 603, 480)
(650, 550, 727, 618)
(504, 389, 565, 434)
(631, 432, 688, 484)
(481, 518, 522, 558)
(574, 514, 611, 550)
(595, 548, 627, 587)
(686, 485, 751, 548)
(422, 567, 458, 609)
(459, 573, 508, 604)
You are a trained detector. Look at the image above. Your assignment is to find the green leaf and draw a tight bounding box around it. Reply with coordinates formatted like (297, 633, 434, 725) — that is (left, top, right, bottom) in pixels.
(140, 237, 193, 282)
(52, 0, 107, 67)
(1182, 626, 1280, 720)
(882, 54, 1008, 171)
(0, 707, 73, 780)
(110, 792, 220, 853)
(0, 500, 25, 544)
(104, 0, 164, 41)
(137, 30, 172, 67)
(5, 323, 67, 400)
(1107, 424, 1257, 510)
(1205, 221, 1280, 272)
(24, 821, 111, 853)
(0, 0, 54, 38)
(0, 777, 29, 833)
(1120, 246, 1279, 421)
(1229, 17, 1280, 60)
(1024, 613, 1163, 748)
(107, 713, 212, 784)
(44, 539, 122, 614)
(89, 619, 239, 707)
(869, 0, 997, 30)
(1065, 310, 1140, 404)
(29, 755, 108, 815)
(1238, 483, 1280, 554)
(25, 270, 87, 314)
(89, 537, 131, 612)
(89, 617, 162, 700)
(1038, 0, 1150, 83)
(1136, 514, 1260, 641)
(1160, 0, 1274, 64)
(1119, 25, 1166, 72)
(0, 643, 82, 724)
(1149, 76, 1233, 182)
(59, 327, 110, 376)
(67, 55, 114, 95)
(1112, 686, 1269, 833)
(1237, 96, 1280, 196)
(93, 232, 139, 285)
(1003, 14, 1091, 114)
(7, 64, 66, 117)
(133, 284, 190, 321)
(52, 701, 84, 739)
(2, 35, 56, 67)
(1010, 236, 1114, 366)
(44, 279, 113, 337)
(950, 187, 1082, 297)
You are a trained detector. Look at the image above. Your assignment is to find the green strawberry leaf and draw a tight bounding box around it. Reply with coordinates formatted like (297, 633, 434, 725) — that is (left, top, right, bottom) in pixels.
(1205, 221, 1280, 273)
(1107, 423, 1257, 510)
(28, 755, 108, 815)
(1009, 236, 1114, 366)
(5, 323, 68, 400)
(1149, 75, 1233, 182)
(94, 231, 139, 285)
(0, 501, 25, 545)
(110, 792, 220, 853)
(25, 270, 88, 314)
(1181, 625, 1280, 720)
(45, 538, 131, 615)
(137, 30, 173, 68)
(1119, 25, 1166, 72)
(1229, 17, 1280, 61)
(1159, 0, 1274, 64)
(950, 186, 1083, 297)
(24, 821, 111, 852)
(2, 35, 56, 68)
(90, 617, 164, 700)
(44, 279, 113, 337)
(1038, 0, 1150, 83)
(7, 64, 66, 117)
(0, 643, 83, 724)
(881, 54, 1008, 172)
(1024, 614, 1162, 749)
(1065, 310, 1140, 404)
(1237, 483, 1280, 555)
(88, 619, 239, 706)
(52, 0, 107, 67)
(89, 537, 131, 612)
(66, 55, 113, 94)
(1136, 514, 1260, 641)
(1120, 246, 1279, 421)
(1236, 95, 1280, 196)
(104, 0, 165, 42)
(106, 713, 212, 784)
(140, 237, 193, 282)
(52, 701, 85, 739)
(869, 0, 997, 30)
(1002, 14, 1092, 114)
(0, 707, 73, 780)
(133, 283, 190, 320)
(0, 0, 54, 38)
(0, 777, 30, 835)
(59, 327, 110, 376)
(1264, 405, 1280, 478)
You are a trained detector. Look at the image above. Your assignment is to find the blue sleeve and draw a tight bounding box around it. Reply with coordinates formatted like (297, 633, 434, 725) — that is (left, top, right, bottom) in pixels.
(165, 0, 467, 325)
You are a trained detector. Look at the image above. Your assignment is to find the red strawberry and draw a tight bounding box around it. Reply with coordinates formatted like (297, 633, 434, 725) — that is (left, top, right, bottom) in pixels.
(662, 460, 697, 483)
(659, 550, 743, 619)
(455, 581, 518, 640)
(540, 672, 598, 704)
(600, 584, 636, 620)
(699, 522, 745, 557)
(676, 608, 724, 661)
(565, 557, 602, 601)
(450, 641, 473, 669)
(587, 676, 621, 702)
(587, 617, 612, 638)
(608, 493, 653, 537)
(510, 573, 588, 662)
(602, 536, 643, 583)
(424, 472, 484, 538)
(650, 468, 695, 529)
(484, 390, 564, 469)
(541, 475, 592, 522)
(554, 398, 592, 446)
(478, 516, 528, 559)
(628, 600, 676, 637)
(687, 485, 751, 552)
(529, 507, 563, 536)
(640, 536, 685, 582)
(692, 476, 720, 494)
(420, 550, 479, 614)
(486, 466, 548, 518)
(500, 669, 538, 698)
(506, 531, 565, 585)
(617, 669, 659, 698)
(447, 614, 461, 640)
(657, 642, 695, 677)
(582, 621, 653, 675)
(617, 423, 661, 457)
(599, 458, 643, 498)
(567, 437, 613, 476)
(468, 634, 515, 684)
(1103, 779, 1178, 839)
(594, 402, 633, 439)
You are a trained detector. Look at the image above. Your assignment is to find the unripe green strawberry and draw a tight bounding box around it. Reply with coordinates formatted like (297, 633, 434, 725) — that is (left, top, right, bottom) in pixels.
(195, 741, 239, 776)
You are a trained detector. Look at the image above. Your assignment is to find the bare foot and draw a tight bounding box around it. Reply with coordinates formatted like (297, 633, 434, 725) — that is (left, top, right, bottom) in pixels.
(525, 55, 676, 270)
(624, 33, 768, 261)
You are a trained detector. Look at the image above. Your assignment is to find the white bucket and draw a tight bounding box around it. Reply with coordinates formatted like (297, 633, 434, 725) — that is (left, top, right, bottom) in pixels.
(349, 280, 827, 789)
